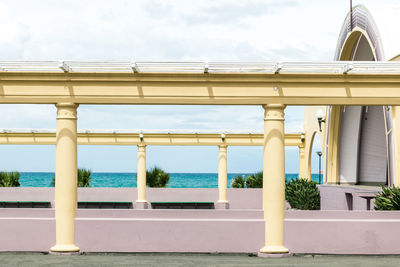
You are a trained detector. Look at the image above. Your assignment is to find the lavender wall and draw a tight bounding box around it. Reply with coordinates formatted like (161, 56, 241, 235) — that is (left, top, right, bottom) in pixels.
(319, 185, 380, 210)
(1, 187, 400, 254)
(1, 209, 400, 254)
(0, 187, 263, 209)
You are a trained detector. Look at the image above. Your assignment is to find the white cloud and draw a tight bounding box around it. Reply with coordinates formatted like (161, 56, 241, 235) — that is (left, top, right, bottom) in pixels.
(0, 0, 397, 172)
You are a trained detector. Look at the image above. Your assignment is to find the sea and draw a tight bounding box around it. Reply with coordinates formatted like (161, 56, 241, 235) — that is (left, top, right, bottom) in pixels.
(18, 172, 322, 187)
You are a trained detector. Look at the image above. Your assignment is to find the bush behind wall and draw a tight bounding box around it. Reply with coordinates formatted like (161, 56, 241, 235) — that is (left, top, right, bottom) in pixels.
(0, 172, 20, 187)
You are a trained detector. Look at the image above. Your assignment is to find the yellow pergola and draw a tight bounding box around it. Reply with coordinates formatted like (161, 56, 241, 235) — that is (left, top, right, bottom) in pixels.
(0, 129, 305, 211)
(1, 61, 400, 256)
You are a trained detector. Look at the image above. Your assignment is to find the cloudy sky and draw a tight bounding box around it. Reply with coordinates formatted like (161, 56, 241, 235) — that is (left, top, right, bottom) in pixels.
(0, 0, 396, 173)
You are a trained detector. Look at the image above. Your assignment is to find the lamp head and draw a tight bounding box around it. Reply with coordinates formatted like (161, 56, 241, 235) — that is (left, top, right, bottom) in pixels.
(316, 109, 326, 132)
(316, 109, 324, 120)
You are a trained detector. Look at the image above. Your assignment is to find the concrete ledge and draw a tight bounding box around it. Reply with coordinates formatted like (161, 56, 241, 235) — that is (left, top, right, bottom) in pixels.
(257, 252, 293, 258)
(134, 202, 148, 209)
(215, 202, 229, 209)
(49, 251, 82, 255)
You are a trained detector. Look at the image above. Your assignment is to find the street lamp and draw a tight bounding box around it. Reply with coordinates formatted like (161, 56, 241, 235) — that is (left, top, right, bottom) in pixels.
(316, 109, 325, 132)
(316, 151, 322, 184)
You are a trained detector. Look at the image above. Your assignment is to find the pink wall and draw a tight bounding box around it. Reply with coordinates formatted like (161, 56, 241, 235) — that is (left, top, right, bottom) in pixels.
(1, 209, 400, 254)
(1, 188, 400, 254)
(0, 187, 262, 209)
(319, 185, 380, 210)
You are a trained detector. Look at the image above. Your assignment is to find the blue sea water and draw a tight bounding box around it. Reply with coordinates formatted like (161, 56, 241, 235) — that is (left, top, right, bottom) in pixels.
(18, 172, 322, 188)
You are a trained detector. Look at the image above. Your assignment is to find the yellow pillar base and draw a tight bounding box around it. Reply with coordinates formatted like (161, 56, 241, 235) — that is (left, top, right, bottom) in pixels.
(259, 245, 289, 254)
(135, 200, 149, 209)
(50, 244, 80, 253)
(215, 200, 229, 209)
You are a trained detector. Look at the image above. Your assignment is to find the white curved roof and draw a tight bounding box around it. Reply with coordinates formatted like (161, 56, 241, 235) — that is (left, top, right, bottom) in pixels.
(354, 2, 400, 60)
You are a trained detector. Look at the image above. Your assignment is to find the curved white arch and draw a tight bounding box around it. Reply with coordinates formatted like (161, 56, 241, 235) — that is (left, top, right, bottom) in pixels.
(326, 5, 394, 185)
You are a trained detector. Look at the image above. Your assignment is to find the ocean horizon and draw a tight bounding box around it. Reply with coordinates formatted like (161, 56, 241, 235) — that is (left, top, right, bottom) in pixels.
(18, 172, 322, 188)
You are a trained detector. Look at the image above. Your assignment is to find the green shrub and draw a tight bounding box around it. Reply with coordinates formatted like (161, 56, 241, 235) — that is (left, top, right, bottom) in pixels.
(285, 178, 320, 210)
(77, 168, 91, 187)
(146, 166, 170, 187)
(247, 172, 263, 188)
(51, 168, 92, 187)
(232, 175, 246, 188)
(0, 172, 20, 187)
(374, 186, 400, 210)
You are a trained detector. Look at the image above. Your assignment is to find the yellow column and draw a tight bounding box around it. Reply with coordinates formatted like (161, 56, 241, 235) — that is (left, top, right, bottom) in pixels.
(216, 145, 229, 209)
(326, 106, 341, 184)
(392, 106, 400, 187)
(50, 103, 79, 253)
(259, 104, 289, 256)
(298, 146, 306, 179)
(136, 144, 147, 208)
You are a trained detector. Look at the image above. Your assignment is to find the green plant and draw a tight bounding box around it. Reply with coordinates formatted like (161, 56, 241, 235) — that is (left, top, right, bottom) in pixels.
(232, 175, 246, 188)
(285, 178, 320, 210)
(50, 168, 92, 187)
(246, 172, 263, 188)
(146, 166, 170, 187)
(0, 172, 21, 187)
(374, 186, 400, 210)
(77, 168, 91, 187)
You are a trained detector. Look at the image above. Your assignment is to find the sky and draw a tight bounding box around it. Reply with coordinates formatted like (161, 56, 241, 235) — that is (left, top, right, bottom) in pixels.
(0, 0, 397, 173)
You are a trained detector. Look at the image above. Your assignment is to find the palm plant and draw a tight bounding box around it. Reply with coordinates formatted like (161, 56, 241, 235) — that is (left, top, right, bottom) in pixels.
(231, 175, 246, 188)
(50, 168, 91, 187)
(285, 178, 320, 210)
(246, 171, 263, 188)
(375, 186, 400, 210)
(77, 168, 91, 187)
(0, 171, 20, 187)
(146, 166, 170, 187)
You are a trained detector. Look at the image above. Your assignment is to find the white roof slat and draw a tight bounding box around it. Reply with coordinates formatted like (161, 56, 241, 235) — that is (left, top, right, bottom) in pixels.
(279, 62, 348, 74)
(350, 61, 400, 74)
(0, 61, 399, 74)
(134, 62, 205, 73)
(64, 61, 133, 73)
(0, 61, 63, 73)
(208, 62, 276, 73)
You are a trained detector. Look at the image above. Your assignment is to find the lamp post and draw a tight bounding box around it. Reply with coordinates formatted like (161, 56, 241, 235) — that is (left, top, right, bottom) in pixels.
(316, 110, 325, 132)
(316, 151, 322, 184)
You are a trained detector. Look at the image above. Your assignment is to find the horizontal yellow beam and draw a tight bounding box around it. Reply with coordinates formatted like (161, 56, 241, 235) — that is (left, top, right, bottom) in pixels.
(1, 72, 400, 105)
(0, 132, 303, 147)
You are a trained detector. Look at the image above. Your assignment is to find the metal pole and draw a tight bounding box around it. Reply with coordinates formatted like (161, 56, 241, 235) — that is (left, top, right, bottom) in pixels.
(319, 155, 321, 184)
(317, 151, 322, 184)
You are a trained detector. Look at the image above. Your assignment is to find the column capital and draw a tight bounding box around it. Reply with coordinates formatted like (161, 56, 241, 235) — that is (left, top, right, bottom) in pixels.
(218, 145, 228, 150)
(263, 104, 286, 121)
(138, 144, 146, 151)
(56, 103, 79, 120)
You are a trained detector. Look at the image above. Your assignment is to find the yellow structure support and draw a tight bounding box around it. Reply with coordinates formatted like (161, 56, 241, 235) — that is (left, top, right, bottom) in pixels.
(302, 106, 327, 181)
(136, 144, 147, 209)
(326, 106, 341, 184)
(0, 131, 303, 147)
(391, 106, 400, 187)
(216, 145, 228, 209)
(50, 103, 80, 253)
(259, 104, 289, 256)
(298, 145, 306, 179)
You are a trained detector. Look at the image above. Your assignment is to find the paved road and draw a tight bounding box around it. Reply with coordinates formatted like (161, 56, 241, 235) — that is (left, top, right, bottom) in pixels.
(1, 253, 400, 266)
